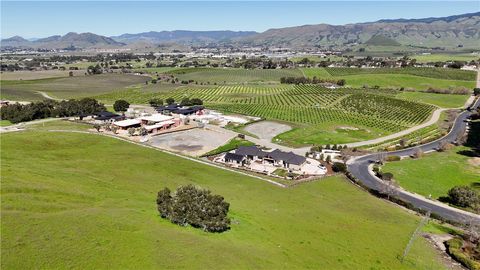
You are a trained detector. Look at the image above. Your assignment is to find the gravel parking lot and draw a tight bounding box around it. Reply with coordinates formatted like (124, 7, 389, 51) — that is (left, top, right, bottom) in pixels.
(244, 121, 292, 140)
(148, 127, 236, 156)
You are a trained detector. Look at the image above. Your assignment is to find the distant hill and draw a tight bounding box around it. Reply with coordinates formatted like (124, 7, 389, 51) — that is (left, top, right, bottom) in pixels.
(365, 35, 401, 46)
(1, 32, 124, 49)
(237, 12, 480, 49)
(111, 30, 257, 45)
(2, 12, 479, 50)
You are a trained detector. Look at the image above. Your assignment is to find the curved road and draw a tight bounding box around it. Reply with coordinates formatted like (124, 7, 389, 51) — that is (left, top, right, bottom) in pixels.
(348, 97, 480, 223)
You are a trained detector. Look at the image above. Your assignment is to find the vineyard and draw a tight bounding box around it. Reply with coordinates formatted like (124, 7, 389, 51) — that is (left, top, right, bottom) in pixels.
(166, 67, 303, 83)
(97, 84, 437, 145)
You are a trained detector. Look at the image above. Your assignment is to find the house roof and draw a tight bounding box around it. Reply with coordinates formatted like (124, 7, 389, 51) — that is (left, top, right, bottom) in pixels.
(235, 145, 265, 157)
(224, 153, 245, 162)
(139, 114, 173, 123)
(265, 149, 306, 165)
(94, 111, 119, 118)
(113, 119, 141, 127)
(96, 115, 124, 121)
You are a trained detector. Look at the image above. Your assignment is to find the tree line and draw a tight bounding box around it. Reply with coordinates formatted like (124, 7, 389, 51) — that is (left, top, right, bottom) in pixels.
(280, 76, 346, 86)
(157, 185, 230, 233)
(0, 98, 106, 123)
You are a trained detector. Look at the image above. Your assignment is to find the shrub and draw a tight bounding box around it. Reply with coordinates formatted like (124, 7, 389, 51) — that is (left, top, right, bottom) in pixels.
(156, 185, 230, 233)
(380, 172, 394, 181)
(332, 162, 347, 172)
(149, 98, 163, 107)
(166, 98, 175, 105)
(386, 155, 401, 162)
(446, 237, 480, 270)
(447, 186, 479, 208)
(113, 100, 130, 112)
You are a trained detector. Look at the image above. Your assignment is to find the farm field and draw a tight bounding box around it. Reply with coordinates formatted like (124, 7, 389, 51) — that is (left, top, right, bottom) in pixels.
(302, 67, 476, 90)
(1, 73, 149, 101)
(361, 111, 449, 151)
(396, 91, 469, 108)
(1, 128, 448, 269)
(382, 146, 480, 199)
(167, 67, 304, 84)
(0, 70, 85, 80)
(96, 85, 436, 146)
(411, 53, 480, 63)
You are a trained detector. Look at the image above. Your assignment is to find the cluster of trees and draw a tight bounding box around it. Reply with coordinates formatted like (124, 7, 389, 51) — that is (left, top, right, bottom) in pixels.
(310, 144, 347, 152)
(87, 64, 103, 75)
(0, 98, 106, 123)
(157, 185, 230, 233)
(149, 98, 203, 107)
(425, 87, 470, 95)
(280, 76, 346, 86)
(180, 98, 203, 106)
(445, 186, 479, 210)
(113, 100, 130, 112)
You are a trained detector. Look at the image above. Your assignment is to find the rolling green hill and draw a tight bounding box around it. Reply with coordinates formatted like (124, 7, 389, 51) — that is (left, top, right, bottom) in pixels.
(1, 128, 447, 269)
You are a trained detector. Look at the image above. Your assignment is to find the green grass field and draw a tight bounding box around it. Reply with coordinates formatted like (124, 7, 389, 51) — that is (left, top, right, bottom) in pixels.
(1, 128, 447, 269)
(1, 74, 148, 101)
(411, 53, 480, 63)
(396, 91, 469, 108)
(302, 67, 476, 90)
(382, 146, 480, 199)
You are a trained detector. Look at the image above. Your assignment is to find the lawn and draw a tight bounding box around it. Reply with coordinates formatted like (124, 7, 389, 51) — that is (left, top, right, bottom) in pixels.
(0, 120, 12, 126)
(382, 146, 480, 199)
(1, 129, 447, 269)
(1, 73, 148, 101)
(396, 91, 470, 108)
(274, 122, 389, 147)
(202, 137, 255, 156)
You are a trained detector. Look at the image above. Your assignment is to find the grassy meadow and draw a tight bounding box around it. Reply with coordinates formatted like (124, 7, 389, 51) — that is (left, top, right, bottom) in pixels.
(396, 91, 469, 108)
(382, 146, 480, 199)
(411, 53, 480, 63)
(302, 67, 476, 90)
(0, 127, 448, 269)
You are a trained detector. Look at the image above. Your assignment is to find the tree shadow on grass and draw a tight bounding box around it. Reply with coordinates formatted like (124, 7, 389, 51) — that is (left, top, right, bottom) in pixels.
(456, 149, 480, 157)
(470, 182, 480, 190)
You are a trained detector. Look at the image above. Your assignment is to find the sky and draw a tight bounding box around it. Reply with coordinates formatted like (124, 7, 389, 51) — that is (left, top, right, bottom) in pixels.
(1, 1, 479, 38)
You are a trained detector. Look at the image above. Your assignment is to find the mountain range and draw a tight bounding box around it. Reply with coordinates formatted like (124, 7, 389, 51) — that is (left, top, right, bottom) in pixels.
(2, 12, 479, 50)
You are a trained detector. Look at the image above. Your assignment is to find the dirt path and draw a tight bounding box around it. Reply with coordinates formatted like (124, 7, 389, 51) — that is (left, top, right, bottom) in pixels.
(36, 91, 62, 101)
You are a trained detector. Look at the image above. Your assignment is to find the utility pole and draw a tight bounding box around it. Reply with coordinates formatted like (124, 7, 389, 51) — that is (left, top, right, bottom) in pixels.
(401, 211, 430, 263)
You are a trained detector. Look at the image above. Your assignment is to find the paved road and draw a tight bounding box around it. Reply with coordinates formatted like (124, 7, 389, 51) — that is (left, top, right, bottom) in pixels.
(348, 97, 480, 223)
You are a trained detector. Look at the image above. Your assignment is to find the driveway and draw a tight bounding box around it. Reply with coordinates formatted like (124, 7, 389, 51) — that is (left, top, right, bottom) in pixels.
(347, 97, 480, 223)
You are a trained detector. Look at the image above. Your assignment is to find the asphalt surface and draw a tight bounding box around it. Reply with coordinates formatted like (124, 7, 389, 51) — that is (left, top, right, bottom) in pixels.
(348, 97, 480, 223)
